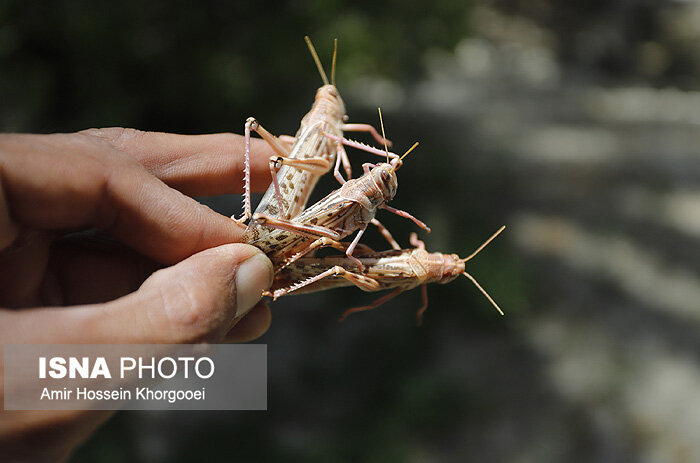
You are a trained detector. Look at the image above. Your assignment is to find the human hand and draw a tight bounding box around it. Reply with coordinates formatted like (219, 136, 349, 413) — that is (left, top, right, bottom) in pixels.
(0, 128, 276, 462)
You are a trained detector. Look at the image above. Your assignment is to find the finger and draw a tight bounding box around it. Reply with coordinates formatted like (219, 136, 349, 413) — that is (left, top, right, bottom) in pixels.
(43, 235, 159, 306)
(0, 134, 246, 263)
(223, 301, 271, 343)
(82, 128, 275, 196)
(0, 176, 19, 249)
(0, 231, 158, 308)
(0, 244, 273, 344)
(0, 230, 52, 307)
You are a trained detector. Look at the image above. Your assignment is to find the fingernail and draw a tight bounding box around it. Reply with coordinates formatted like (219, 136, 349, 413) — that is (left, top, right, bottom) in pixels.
(235, 253, 273, 317)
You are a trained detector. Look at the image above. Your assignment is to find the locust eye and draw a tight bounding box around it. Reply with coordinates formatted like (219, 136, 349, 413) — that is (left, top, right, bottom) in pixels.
(381, 170, 391, 184)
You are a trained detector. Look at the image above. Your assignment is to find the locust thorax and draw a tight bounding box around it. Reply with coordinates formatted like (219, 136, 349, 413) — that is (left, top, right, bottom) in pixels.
(438, 253, 466, 284)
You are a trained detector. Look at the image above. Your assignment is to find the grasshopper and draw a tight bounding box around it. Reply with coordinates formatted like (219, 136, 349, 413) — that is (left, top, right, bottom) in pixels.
(236, 37, 392, 229)
(268, 227, 506, 325)
(248, 140, 429, 272)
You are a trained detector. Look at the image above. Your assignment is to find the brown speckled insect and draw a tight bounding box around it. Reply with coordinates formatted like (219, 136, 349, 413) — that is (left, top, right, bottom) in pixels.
(268, 227, 506, 325)
(235, 37, 391, 230)
(248, 139, 428, 271)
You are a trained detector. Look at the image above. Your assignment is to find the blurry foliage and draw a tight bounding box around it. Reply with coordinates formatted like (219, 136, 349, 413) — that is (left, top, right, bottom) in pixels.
(0, 0, 473, 133)
(493, 0, 700, 87)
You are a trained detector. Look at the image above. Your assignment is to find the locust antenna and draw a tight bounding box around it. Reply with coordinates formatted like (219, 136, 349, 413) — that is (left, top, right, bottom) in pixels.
(331, 38, 338, 86)
(462, 272, 504, 315)
(461, 225, 506, 263)
(305, 36, 329, 86)
(401, 142, 419, 161)
(378, 107, 389, 164)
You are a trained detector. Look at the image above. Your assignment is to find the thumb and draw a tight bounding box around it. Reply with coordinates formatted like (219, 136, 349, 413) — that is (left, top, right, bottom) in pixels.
(1, 244, 274, 344)
(126, 243, 274, 343)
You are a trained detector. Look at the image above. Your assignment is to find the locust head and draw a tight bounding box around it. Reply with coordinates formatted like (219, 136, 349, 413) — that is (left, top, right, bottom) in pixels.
(366, 126, 418, 206)
(371, 163, 399, 203)
(306, 37, 346, 121)
(315, 84, 346, 122)
(439, 253, 466, 284)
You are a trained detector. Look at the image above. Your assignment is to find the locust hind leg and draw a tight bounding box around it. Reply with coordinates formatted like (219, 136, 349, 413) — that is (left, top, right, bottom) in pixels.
(252, 213, 342, 241)
(268, 155, 332, 218)
(338, 288, 404, 322)
(342, 123, 392, 147)
(271, 227, 374, 273)
(271, 265, 381, 299)
(276, 236, 351, 271)
(322, 132, 399, 161)
(234, 117, 293, 224)
(252, 217, 370, 271)
(280, 238, 374, 266)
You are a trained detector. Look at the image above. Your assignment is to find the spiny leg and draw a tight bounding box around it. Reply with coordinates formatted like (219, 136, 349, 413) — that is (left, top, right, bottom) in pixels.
(322, 132, 399, 160)
(371, 218, 400, 250)
(342, 123, 392, 147)
(339, 288, 404, 322)
(235, 117, 292, 223)
(235, 118, 255, 223)
(272, 265, 380, 299)
(416, 284, 429, 326)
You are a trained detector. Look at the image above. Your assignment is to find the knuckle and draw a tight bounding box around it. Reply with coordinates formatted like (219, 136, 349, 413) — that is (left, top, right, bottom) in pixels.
(110, 127, 146, 150)
(81, 127, 146, 151)
(154, 275, 222, 343)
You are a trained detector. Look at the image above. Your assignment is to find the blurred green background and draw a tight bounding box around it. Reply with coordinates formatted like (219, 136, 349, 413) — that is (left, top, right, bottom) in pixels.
(4, 0, 700, 461)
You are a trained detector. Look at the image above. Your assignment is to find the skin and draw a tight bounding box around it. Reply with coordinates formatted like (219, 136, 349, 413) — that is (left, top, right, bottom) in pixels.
(0, 128, 277, 462)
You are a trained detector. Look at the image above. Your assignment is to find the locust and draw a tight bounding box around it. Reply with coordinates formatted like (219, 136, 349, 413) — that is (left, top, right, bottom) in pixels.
(268, 227, 506, 325)
(236, 36, 392, 235)
(228, 37, 504, 328)
(247, 138, 429, 271)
